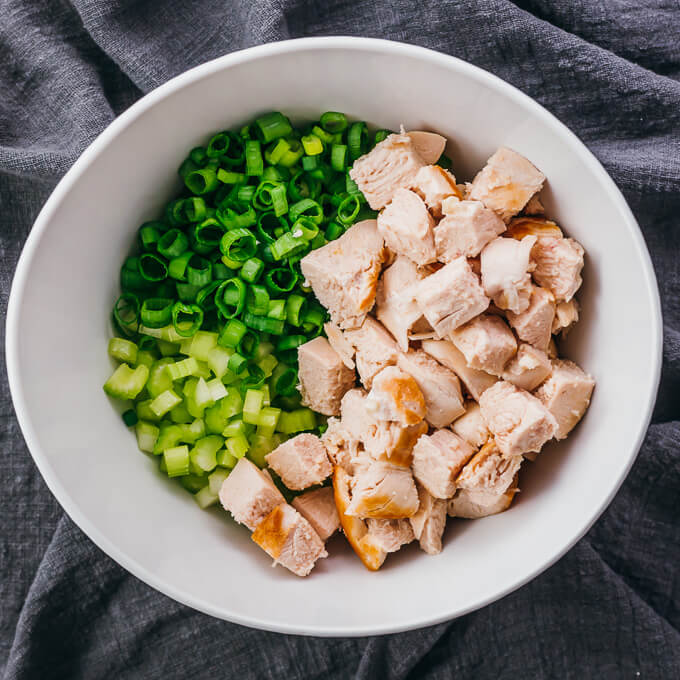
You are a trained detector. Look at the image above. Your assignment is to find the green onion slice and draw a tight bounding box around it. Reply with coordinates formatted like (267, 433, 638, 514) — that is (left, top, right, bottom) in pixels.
(219, 228, 257, 262)
(140, 298, 174, 328)
(171, 302, 204, 337)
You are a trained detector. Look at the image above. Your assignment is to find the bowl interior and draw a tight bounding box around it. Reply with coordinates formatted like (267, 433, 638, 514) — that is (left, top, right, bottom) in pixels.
(7, 38, 661, 635)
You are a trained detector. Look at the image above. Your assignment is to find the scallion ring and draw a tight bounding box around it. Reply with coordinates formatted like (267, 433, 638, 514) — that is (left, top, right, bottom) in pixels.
(171, 301, 204, 337)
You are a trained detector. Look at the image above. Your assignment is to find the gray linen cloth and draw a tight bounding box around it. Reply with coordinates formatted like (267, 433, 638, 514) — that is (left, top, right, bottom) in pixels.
(1, 1, 679, 678)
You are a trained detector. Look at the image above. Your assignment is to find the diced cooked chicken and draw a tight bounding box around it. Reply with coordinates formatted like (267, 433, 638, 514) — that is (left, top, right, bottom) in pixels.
(450, 315, 517, 376)
(410, 483, 447, 555)
(535, 359, 595, 440)
(506, 285, 555, 352)
(434, 200, 507, 261)
(532, 237, 584, 302)
(547, 338, 558, 359)
(414, 258, 490, 337)
(552, 299, 580, 336)
(292, 487, 340, 542)
(480, 235, 536, 314)
(468, 147, 545, 221)
(321, 417, 362, 474)
(376, 255, 431, 352)
(412, 429, 474, 499)
(448, 482, 518, 519)
(297, 337, 355, 416)
(344, 317, 399, 389)
(397, 349, 466, 427)
(451, 401, 489, 449)
(349, 133, 427, 210)
(407, 130, 447, 164)
(345, 458, 420, 519)
(323, 321, 355, 369)
(410, 165, 461, 216)
(455, 438, 522, 497)
(522, 194, 545, 216)
(265, 433, 332, 491)
(502, 344, 552, 391)
(479, 381, 557, 457)
(506, 216, 562, 240)
(219, 457, 285, 531)
(300, 219, 385, 329)
(251, 503, 327, 577)
(421, 339, 498, 402)
(340, 388, 426, 466)
(366, 366, 426, 426)
(333, 466, 387, 570)
(377, 188, 437, 265)
(365, 518, 415, 553)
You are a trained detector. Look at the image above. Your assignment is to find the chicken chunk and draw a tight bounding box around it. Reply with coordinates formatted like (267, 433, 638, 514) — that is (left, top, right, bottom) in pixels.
(502, 344, 552, 391)
(421, 339, 498, 402)
(300, 219, 385, 329)
(340, 388, 426, 466)
(297, 337, 355, 416)
(333, 466, 387, 571)
(506, 216, 562, 240)
(265, 433, 332, 491)
(414, 257, 490, 337)
(397, 349, 466, 427)
(410, 483, 447, 555)
(349, 133, 427, 210)
(479, 381, 557, 457)
(451, 401, 489, 449)
(376, 255, 431, 351)
(455, 438, 523, 497)
(506, 285, 555, 352)
(448, 482, 518, 519)
(407, 130, 447, 164)
(251, 503, 327, 577)
(344, 317, 399, 389)
(434, 200, 506, 261)
(377, 188, 437, 265)
(410, 165, 461, 217)
(532, 237, 584, 302)
(552, 299, 580, 336)
(481, 235, 536, 314)
(535, 359, 595, 439)
(219, 457, 285, 531)
(292, 487, 340, 542)
(321, 417, 362, 474)
(366, 366, 426, 426)
(450, 315, 517, 376)
(365, 518, 415, 553)
(412, 429, 475, 499)
(323, 321, 355, 369)
(346, 459, 420, 519)
(468, 147, 545, 221)
(522, 194, 545, 216)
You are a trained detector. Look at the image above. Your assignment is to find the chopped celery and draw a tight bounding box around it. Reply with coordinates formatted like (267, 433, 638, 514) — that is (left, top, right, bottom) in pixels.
(222, 418, 248, 438)
(108, 337, 138, 364)
(194, 360, 212, 379)
(157, 339, 180, 357)
(164, 445, 190, 477)
(254, 340, 275, 361)
(169, 401, 193, 424)
(242, 388, 265, 424)
(135, 349, 157, 368)
(191, 435, 222, 472)
(247, 433, 278, 467)
(180, 473, 209, 493)
(276, 408, 316, 434)
(184, 330, 218, 361)
(150, 389, 182, 417)
(256, 406, 281, 437)
(166, 356, 200, 381)
(219, 387, 243, 419)
(153, 423, 184, 454)
(194, 377, 215, 410)
(204, 403, 229, 434)
(225, 434, 249, 459)
(178, 418, 206, 444)
(257, 354, 278, 378)
(206, 377, 228, 402)
(261, 384, 271, 406)
(103, 363, 149, 400)
(136, 399, 163, 422)
(139, 324, 184, 343)
(146, 358, 174, 398)
(208, 468, 230, 494)
(194, 485, 219, 509)
(216, 449, 237, 468)
(206, 345, 233, 379)
(135, 421, 159, 453)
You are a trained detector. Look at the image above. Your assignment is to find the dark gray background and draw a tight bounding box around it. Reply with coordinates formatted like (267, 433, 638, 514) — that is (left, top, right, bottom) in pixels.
(1, 1, 679, 678)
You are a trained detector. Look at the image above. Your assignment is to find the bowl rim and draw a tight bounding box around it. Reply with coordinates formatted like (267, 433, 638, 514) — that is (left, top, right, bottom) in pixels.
(5, 36, 663, 637)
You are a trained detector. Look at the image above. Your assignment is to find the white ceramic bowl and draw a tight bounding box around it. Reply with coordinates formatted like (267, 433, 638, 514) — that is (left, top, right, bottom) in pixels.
(6, 37, 662, 636)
